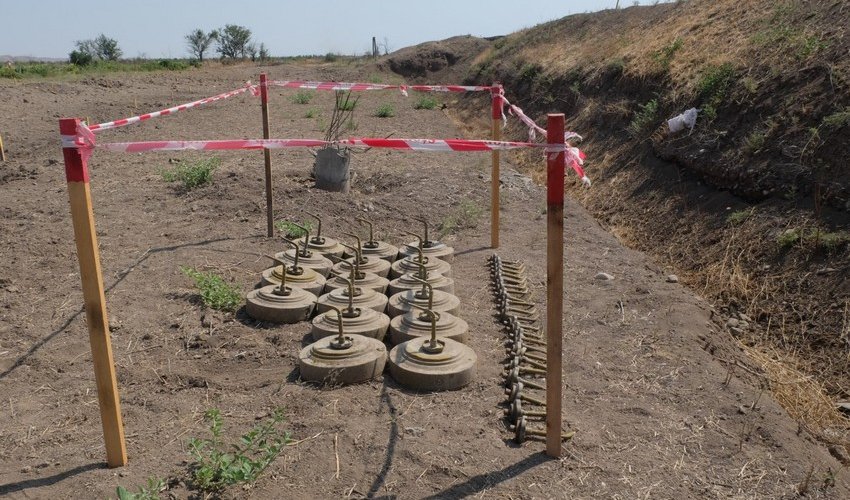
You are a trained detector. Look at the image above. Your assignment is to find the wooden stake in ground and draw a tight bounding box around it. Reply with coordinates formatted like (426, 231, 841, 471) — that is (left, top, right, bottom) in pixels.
(260, 73, 274, 237)
(490, 83, 503, 249)
(59, 118, 127, 467)
(0, 133, 6, 161)
(545, 113, 565, 458)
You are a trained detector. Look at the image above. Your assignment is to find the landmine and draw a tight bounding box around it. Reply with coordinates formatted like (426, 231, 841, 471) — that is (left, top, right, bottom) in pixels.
(323, 246, 389, 294)
(260, 239, 326, 295)
(274, 229, 333, 278)
(389, 286, 468, 344)
(387, 276, 460, 318)
(398, 218, 454, 263)
(390, 231, 451, 279)
(294, 212, 345, 258)
(245, 256, 316, 323)
(388, 309, 476, 391)
(356, 218, 399, 262)
(311, 278, 389, 341)
(317, 270, 389, 314)
(332, 234, 391, 278)
(299, 304, 387, 386)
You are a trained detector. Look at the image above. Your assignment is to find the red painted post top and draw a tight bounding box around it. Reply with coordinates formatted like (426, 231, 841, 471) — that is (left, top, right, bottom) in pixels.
(546, 114, 565, 205)
(260, 73, 269, 104)
(491, 82, 503, 120)
(60, 117, 90, 183)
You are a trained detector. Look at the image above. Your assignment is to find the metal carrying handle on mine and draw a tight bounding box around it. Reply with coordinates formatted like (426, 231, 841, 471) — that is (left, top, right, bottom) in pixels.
(281, 238, 304, 275)
(356, 217, 379, 248)
(402, 230, 428, 264)
(265, 255, 290, 295)
(413, 217, 434, 247)
(305, 211, 325, 244)
(321, 303, 353, 350)
(293, 223, 313, 257)
(339, 242, 365, 280)
(338, 276, 361, 318)
(342, 233, 367, 264)
(408, 303, 443, 354)
(410, 275, 439, 319)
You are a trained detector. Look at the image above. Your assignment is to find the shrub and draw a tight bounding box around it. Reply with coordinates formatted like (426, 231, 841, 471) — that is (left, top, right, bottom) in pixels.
(160, 157, 220, 190)
(158, 59, 188, 71)
(180, 267, 241, 312)
(628, 98, 659, 137)
(414, 96, 438, 110)
(189, 408, 291, 494)
(69, 49, 93, 67)
(275, 220, 312, 238)
(304, 108, 318, 118)
(291, 91, 314, 104)
(323, 52, 338, 62)
(116, 478, 166, 500)
(374, 104, 394, 118)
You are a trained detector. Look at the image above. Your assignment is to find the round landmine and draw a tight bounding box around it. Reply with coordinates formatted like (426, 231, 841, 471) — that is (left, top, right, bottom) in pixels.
(398, 241, 454, 264)
(298, 334, 387, 386)
(311, 307, 390, 341)
(390, 255, 451, 279)
(387, 271, 455, 296)
(333, 255, 391, 279)
(356, 217, 399, 262)
(245, 285, 316, 324)
(389, 310, 468, 345)
(274, 248, 333, 278)
(317, 286, 388, 315)
(295, 235, 345, 259)
(386, 288, 460, 318)
(260, 264, 326, 296)
(324, 270, 389, 295)
(388, 336, 476, 391)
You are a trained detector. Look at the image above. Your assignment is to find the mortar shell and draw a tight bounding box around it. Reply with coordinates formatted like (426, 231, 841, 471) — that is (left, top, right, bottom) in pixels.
(323, 271, 389, 295)
(388, 311, 469, 345)
(245, 285, 317, 324)
(298, 334, 387, 386)
(360, 240, 399, 262)
(332, 255, 391, 279)
(260, 265, 326, 296)
(274, 248, 333, 278)
(389, 255, 452, 279)
(399, 241, 455, 263)
(386, 288, 460, 318)
(310, 308, 390, 342)
(317, 286, 389, 315)
(294, 235, 345, 259)
(388, 337, 476, 391)
(387, 272, 455, 296)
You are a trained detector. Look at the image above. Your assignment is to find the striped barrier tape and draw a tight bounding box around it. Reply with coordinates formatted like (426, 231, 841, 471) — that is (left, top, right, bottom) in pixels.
(267, 80, 496, 97)
(88, 82, 257, 133)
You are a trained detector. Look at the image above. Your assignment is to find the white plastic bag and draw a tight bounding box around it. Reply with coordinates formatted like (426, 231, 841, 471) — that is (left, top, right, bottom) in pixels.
(667, 108, 699, 133)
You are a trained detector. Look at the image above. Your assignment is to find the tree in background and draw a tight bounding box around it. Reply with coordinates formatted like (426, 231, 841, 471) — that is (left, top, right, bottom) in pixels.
(186, 29, 218, 63)
(69, 34, 121, 66)
(259, 43, 270, 61)
(216, 25, 252, 60)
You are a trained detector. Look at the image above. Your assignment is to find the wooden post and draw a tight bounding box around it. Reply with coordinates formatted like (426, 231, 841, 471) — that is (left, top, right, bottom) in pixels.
(545, 113, 565, 458)
(59, 118, 128, 468)
(260, 73, 274, 237)
(0, 134, 6, 162)
(490, 83, 503, 249)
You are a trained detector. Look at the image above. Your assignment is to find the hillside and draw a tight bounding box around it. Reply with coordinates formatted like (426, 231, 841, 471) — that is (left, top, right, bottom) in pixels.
(386, 0, 850, 445)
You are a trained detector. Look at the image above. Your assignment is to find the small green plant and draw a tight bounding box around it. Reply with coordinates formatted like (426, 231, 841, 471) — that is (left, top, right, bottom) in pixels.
(414, 96, 438, 110)
(726, 208, 753, 226)
(189, 408, 291, 494)
(181, 267, 241, 312)
(368, 73, 383, 83)
(743, 131, 766, 154)
(323, 52, 339, 62)
(776, 228, 850, 251)
(291, 91, 314, 104)
(652, 37, 683, 70)
(160, 157, 220, 190)
(304, 107, 318, 118)
(777, 228, 801, 248)
(628, 98, 659, 137)
(116, 477, 166, 500)
(374, 103, 394, 118)
(697, 63, 735, 121)
(275, 220, 312, 238)
(337, 98, 357, 111)
(438, 199, 484, 237)
(821, 108, 850, 130)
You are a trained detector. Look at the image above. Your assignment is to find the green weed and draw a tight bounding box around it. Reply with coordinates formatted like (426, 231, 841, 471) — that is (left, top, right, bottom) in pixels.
(304, 107, 318, 118)
(374, 104, 394, 118)
(189, 408, 291, 494)
(337, 99, 357, 111)
(275, 220, 312, 238)
(628, 98, 659, 137)
(777, 228, 801, 248)
(291, 91, 314, 104)
(726, 209, 753, 226)
(180, 267, 241, 312)
(652, 37, 683, 70)
(777, 228, 850, 251)
(438, 200, 483, 237)
(160, 157, 220, 190)
(821, 108, 850, 130)
(414, 96, 438, 110)
(743, 131, 766, 154)
(116, 478, 166, 500)
(697, 63, 735, 121)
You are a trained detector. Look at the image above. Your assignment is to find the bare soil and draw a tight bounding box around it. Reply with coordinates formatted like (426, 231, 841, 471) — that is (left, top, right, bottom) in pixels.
(1, 61, 848, 499)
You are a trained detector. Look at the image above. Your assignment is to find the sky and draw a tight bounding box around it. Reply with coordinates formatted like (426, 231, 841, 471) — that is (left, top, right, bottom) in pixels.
(1, 0, 647, 59)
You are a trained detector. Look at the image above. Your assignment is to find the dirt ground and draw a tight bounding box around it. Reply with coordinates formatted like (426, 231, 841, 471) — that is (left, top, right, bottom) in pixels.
(1, 62, 848, 499)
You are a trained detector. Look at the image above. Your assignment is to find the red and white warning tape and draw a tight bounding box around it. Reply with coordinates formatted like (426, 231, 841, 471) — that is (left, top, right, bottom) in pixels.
(88, 83, 257, 133)
(267, 80, 495, 96)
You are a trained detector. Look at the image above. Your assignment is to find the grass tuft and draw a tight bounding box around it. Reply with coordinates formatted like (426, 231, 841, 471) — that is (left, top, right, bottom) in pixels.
(374, 104, 394, 118)
(414, 96, 438, 110)
(291, 91, 314, 104)
(160, 157, 220, 190)
(180, 267, 241, 312)
(628, 98, 659, 137)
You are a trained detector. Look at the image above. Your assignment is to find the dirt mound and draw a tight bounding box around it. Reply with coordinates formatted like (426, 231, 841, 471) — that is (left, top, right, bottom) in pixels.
(379, 35, 491, 83)
(447, 0, 850, 442)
